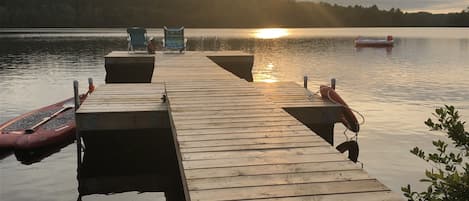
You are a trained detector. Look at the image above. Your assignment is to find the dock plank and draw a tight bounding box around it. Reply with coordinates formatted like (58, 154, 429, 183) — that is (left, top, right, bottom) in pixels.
(177, 130, 315, 142)
(187, 169, 372, 190)
(184, 161, 362, 179)
(181, 147, 337, 161)
(181, 153, 348, 169)
(248, 191, 403, 201)
(179, 135, 325, 148)
(180, 141, 330, 153)
(189, 179, 389, 201)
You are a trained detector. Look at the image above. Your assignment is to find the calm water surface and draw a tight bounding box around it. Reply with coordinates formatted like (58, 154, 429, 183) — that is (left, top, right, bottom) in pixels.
(1, 28, 469, 200)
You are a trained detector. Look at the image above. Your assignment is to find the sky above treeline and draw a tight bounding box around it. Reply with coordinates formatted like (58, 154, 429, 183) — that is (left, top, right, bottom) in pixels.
(306, 0, 469, 13)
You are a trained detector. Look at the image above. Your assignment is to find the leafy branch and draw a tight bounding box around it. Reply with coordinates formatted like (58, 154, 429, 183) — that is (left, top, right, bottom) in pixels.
(402, 105, 469, 201)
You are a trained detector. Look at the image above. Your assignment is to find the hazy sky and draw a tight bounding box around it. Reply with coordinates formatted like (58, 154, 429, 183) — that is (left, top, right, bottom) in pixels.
(309, 0, 469, 13)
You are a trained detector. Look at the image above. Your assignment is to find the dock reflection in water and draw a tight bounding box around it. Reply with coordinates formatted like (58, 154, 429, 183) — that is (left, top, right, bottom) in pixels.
(77, 128, 184, 201)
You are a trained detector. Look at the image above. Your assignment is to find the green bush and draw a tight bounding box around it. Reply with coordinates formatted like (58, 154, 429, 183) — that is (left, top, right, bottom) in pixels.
(402, 105, 469, 200)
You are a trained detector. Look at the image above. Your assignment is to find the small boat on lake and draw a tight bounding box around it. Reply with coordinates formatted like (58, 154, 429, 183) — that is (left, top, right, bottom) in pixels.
(0, 84, 93, 150)
(354, 35, 394, 47)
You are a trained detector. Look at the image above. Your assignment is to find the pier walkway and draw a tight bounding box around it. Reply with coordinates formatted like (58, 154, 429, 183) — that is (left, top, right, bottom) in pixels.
(156, 52, 401, 201)
(77, 51, 402, 200)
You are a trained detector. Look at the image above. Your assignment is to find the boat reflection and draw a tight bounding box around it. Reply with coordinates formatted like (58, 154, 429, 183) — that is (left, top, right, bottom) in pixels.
(0, 149, 13, 160)
(14, 138, 74, 165)
(355, 46, 393, 55)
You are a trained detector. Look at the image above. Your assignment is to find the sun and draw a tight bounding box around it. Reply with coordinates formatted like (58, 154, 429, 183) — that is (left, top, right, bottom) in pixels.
(255, 28, 289, 39)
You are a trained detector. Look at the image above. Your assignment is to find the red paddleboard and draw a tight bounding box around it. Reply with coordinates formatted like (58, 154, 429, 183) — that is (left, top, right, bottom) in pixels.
(320, 85, 360, 133)
(0, 95, 87, 150)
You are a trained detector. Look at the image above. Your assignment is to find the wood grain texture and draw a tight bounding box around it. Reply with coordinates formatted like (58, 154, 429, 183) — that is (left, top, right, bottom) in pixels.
(157, 53, 400, 201)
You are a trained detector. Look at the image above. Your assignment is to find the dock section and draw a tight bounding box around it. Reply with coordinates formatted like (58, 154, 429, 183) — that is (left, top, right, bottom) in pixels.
(76, 51, 403, 201)
(105, 52, 155, 83)
(153, 52, 402, 201)
(254, 82, 342, 144)
(75, 83, 183, 199)
(76, 83, 168, 131)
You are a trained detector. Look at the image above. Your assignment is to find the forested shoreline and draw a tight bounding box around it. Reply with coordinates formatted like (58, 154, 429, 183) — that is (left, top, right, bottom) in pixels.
(1, 0, 468, 28)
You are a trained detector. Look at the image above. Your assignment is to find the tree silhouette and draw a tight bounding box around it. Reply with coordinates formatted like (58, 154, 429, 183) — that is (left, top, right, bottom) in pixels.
(0, 0, 468, 27)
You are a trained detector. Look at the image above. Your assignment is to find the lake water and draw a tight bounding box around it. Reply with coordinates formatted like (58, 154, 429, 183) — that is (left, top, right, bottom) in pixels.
(1, 28, 468, 200)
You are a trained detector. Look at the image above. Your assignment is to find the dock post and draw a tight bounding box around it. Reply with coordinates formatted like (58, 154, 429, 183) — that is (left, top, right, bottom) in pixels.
(304, 76, 308, 88)
(88, 78, 94, 93)
(73, 80, 82, 175)
(331, 78, 336, 90)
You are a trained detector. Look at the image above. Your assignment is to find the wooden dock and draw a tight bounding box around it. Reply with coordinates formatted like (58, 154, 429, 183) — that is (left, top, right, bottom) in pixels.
(76, 83, 168, 131)
(76, 51, 402, 201)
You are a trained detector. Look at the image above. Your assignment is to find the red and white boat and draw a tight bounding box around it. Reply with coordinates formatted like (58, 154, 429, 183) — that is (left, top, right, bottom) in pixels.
(355, 35, 394, 47)
(0, 84, 93, 150)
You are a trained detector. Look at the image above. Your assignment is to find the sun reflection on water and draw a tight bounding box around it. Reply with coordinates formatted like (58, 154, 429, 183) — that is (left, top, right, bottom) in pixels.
(254, 28, 289, 39)
(254, 62, 278, 83)
(266, 63, 274, 70)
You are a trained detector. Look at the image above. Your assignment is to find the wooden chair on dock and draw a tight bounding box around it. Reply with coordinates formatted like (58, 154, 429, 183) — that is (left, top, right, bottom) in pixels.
(127, 27, 148, 53)
(162, 26, 187, 53)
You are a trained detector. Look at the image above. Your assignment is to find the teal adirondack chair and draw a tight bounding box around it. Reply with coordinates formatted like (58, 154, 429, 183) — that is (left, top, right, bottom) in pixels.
(162, 26, 187, 53)
(127, 27, 148, 52)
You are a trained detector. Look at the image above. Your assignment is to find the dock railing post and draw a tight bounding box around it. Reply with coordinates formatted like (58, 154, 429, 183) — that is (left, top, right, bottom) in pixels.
(331, 78, 336, 90)
(88, 78, 93, 92)
(73, 80, 82, 175)
(303, 76, 308, 88)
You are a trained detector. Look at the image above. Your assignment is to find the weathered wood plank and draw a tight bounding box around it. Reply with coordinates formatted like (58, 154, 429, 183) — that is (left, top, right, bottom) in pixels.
(249, 191, 403, 201)
(184, 161, 361, 179)
(189, 179, 389, 201)
(187, 170, 371, 190)
(175, 125, 310, 135)
(169, 101, 280, 108)
(180, 141, 328, 153)
(171, 112, 290, 121)
(170, 108, 287, 117)
(174, 120, 304, 130)
(181, 153, 347, 169)
(179, 136, 325, 148)
(172, 116, 301, 126)
(170, 105, 279, 112)
(177, 130, 314, 142)
(181, 147, 336, 161)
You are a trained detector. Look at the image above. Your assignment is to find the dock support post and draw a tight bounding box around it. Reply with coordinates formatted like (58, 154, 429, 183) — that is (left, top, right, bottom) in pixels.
(73, 80, 82, 175)
(331, 78, 336, 90)
(88, 78, 94, 92)
(304, 76, 308, 88)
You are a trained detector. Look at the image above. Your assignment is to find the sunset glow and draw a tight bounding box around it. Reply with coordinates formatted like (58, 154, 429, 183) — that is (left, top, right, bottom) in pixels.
(255, 28, 289, 39)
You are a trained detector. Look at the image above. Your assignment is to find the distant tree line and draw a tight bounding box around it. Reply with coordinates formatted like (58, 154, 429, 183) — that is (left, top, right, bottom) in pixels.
(0, 0, 468, 27)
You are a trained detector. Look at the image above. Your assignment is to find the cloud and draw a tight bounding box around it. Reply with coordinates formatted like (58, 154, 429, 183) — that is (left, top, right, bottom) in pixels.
(302, 0, 469, 13)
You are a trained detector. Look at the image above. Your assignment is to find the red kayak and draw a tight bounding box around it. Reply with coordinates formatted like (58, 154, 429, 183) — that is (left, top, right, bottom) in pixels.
(0, 82, 94, 150)
(320, 85, 360, 133)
